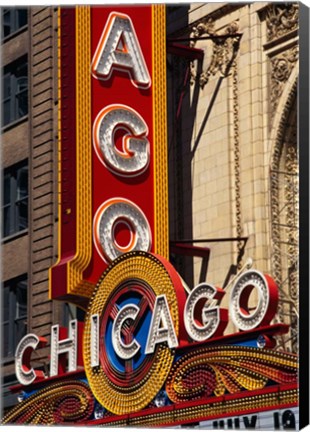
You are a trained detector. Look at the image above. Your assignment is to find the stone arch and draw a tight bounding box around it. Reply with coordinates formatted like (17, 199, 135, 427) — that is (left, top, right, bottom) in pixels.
(269, 64, 298, 352)
(269, 64, 298, 172)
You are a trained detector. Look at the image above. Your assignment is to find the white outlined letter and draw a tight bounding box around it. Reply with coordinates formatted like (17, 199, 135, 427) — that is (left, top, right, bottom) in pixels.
(15, 334, 47, 386)
(50, 320, 78, 377)
(112, 304, 141, 360)
(145, 295, 178, 354)
(92, 12, 151, 88)
(184, 283, 227, 342)
(93, 105, 150, 177)
(94, 198, 152, 263)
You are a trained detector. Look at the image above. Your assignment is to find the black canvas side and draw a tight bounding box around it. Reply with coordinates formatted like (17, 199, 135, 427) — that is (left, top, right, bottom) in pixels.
(299, 2, 309, 429)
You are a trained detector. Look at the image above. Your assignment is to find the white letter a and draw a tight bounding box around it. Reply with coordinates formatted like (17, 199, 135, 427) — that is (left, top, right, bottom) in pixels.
(92, 12, 151, 89)
(145, 295, 178, 354)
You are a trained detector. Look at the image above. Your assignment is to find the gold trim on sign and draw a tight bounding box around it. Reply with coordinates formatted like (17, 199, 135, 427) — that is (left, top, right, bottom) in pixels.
(70, 6, 94, 297)
(83, 252, 179, 415)
(48, 8, 63, 299)
(100, 388, 298, 427)
(49, 7, 94, 300)
(152, 5, 169, 259)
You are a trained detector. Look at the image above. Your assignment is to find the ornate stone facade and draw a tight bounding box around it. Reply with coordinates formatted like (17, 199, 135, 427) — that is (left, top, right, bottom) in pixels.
(270, 45, 298, 122)
(189, 19, 240, 88)
(167, 3, 299, 348)
(264, 3, 299, 353)
(270, 97, 298, 353)
(266, 3, 299, 42)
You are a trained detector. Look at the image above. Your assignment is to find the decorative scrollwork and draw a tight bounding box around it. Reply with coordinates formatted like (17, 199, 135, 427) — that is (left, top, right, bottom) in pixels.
(285, 138, 298, 302)
(166, 345, 298, 403)
(2, 380, 95, 425)
(266, 3, 299, 42)
(190, 18, 215, 40)
(270, 46, 298, 121)
(190, 19, 240, 88)
(270, 75, 298, 353)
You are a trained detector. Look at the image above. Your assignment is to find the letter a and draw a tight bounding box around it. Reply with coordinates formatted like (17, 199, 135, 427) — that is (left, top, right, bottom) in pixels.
(92, 12, 151, 88)
(145, 295, 178, 354)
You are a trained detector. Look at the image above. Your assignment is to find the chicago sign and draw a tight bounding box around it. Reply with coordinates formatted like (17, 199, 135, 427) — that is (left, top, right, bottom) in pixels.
(5, 6, 298, 427)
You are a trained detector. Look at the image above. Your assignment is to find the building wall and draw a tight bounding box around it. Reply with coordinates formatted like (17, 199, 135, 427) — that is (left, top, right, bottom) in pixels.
(1, 7, 62, 409)
(2, 9, 31, 406)
(28, 6, 63, 368)
(167, 3, 298, 342)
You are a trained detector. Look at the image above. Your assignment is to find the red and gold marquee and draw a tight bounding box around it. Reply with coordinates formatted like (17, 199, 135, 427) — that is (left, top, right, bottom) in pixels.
(49, 5, 169, 305)
(3, 5, 298, 428)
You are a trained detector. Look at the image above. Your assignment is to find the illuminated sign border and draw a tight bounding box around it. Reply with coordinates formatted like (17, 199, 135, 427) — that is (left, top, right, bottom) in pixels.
(83, 252, 186, 414)
(13, 252, 296, 417)
(3, 378, 298, 426)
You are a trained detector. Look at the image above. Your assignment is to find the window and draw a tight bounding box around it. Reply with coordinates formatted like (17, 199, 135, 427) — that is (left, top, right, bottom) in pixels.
(2, 56, 28, 127)
(63, 303, 85, 327)
(2, 8, 28, 39)
(2, 160, 28, 238)
(2, 275, 27, 359)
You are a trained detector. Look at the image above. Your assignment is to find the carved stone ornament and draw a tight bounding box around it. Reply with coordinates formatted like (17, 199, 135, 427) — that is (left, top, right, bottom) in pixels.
(270, 46, 298, 121)
(189, 19, 240, 88)
(265, 3, 299, 42)
(270, 79, 298, 353)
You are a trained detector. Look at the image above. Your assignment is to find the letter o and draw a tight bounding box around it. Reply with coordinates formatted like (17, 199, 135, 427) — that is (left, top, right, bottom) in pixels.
(229, 270, 279, 331)
(93, 198, 152, 263)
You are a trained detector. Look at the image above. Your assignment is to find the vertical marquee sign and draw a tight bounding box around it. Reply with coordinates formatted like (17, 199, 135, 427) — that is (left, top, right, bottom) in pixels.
(49, 6, 168, 303)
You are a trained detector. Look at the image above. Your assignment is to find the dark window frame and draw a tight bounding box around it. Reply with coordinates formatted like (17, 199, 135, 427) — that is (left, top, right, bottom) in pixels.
(2, 8, 28, 40)
(63, 303, 85, 327)
(2, 274, 28, 360)
(2, 159, 28, 238)
(2, 56, 28, 127)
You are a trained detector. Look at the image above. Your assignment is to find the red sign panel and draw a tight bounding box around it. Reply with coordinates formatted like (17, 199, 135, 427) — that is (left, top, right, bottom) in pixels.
(49, 6, 168, 304)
